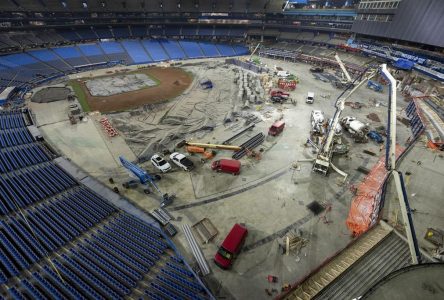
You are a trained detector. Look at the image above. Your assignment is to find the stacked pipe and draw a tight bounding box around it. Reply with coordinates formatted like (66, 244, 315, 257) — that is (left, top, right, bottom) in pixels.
(232, 133, 265, 160)
(99, 117, 118, 137)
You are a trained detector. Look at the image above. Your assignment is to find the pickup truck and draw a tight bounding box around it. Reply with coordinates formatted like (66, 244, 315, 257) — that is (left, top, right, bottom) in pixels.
(170, 152, 194, 171)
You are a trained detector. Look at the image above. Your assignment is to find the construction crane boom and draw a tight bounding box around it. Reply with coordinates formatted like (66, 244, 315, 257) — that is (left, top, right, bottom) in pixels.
(178, 140, 242, 151)
(380, 64, 421, 264)
(335, 53, 352, 83)
(119, 156, 173, 207)
(249, 43, 261, 61)
(313, 68, 378, 175)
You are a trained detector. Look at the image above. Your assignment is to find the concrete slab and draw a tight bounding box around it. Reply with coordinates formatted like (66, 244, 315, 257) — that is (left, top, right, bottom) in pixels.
(32, 56, 415, 300)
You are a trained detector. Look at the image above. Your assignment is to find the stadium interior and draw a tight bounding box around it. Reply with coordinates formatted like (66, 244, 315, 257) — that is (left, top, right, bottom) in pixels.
(0, 0, 443, 299)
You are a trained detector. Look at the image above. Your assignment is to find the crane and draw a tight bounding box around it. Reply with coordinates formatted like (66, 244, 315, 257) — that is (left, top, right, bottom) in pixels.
(334, 53, 353, 86)
(119, 156, 174, 207)
(313, 67, 378, 176)
(177, 140, 242, 151)
(249, 42, 262, 61)
(380, 64, 421, 264)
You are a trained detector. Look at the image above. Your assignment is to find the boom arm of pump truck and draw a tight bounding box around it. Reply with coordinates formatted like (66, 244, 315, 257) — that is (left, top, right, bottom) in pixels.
(320, 69, 378, 158)
(334, 53, 352, 83)
(249, 43, 261, 61)
(380, 64, 421, 264)
(119, 156, 162, 195)
(179, 141, 242, 151)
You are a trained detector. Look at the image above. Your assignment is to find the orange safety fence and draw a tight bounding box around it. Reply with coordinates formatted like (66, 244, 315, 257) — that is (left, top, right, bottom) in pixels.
(346, 146, 404, 236)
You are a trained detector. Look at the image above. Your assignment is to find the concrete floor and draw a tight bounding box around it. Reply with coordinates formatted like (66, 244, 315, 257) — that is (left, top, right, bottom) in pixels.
(31, 56, 415, 299)
(383, 139, 444, 259)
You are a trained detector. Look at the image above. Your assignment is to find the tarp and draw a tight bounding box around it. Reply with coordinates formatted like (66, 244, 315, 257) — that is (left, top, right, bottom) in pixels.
(346, 146, 404, 236)
(393, 58, 415, 70)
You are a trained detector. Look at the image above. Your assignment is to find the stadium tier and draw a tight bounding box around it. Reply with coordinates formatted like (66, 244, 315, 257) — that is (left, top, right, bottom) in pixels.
(0, 110, 212, 299)
(0, 39, 248, 93)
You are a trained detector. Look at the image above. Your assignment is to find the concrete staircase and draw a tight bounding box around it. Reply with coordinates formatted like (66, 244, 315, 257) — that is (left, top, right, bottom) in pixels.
(282, 224, 392, 300)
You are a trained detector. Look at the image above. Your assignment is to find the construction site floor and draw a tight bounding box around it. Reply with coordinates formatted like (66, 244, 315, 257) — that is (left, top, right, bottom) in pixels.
(31, 56, 414, 299)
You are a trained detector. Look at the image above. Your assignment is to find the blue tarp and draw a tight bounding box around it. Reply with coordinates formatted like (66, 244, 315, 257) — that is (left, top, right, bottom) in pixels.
(393, 59, 415, 70)
(289, 0, 308, 3)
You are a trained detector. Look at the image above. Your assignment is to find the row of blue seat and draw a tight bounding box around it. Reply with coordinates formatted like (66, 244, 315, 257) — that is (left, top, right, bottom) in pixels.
(56, 26, 246, 42)
(0, 162, 77, 215)
(2, 210, 210, 299)
(0, 143, 50, 174)
(0, 111, 25, 129)
(0, 128, 34, 148)
(0, 187, 117, 281)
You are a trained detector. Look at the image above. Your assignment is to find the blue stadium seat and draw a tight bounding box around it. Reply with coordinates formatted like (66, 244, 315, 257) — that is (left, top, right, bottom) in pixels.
(27, 49, 73, 72)
(159, 40, 186, 59)
(216, 44, 236, 56)
(178, 41, 204, 58)
(94, 28, 113, 39)
(130, 26, 148, 38)
(98, 41, 133, 64)
(76, 28, 98, 40)
(232, 45, 250, 55)
(112, 27, 130, 39)
(182, 26, 199, 36)
(165, 26, 181, 36)
(141, 40, 169, 61)
(77, 44, 108, 64)
(198, 27, 213, 36)
(199, 42, 221, 57)
(121, 40, 152, 64)
(52, 46, 89, 67)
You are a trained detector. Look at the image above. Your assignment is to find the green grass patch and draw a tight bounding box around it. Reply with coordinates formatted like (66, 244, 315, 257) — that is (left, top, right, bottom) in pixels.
(68, 80, 91, 112)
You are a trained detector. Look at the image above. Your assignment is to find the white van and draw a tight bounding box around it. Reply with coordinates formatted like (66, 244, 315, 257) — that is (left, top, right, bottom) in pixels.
(306, 92, 315, 104)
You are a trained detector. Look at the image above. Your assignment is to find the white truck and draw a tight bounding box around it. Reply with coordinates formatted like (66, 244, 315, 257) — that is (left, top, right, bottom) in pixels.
(276, 70, 291, 78)
(311, 110, 325, 135)
(306, 92, 315, 104)
(340, 116, 369, 142)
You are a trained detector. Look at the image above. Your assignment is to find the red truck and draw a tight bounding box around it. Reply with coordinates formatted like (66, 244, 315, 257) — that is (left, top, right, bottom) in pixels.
(268, 120, 285, 136)
(270, 89, 290, 103)
(214, 224, 248, 269)
(211, 159, 241, 175)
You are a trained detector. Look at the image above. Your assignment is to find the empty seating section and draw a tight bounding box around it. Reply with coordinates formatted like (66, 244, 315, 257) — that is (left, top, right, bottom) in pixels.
(27, 49, 72, 72)
(95, 28, 113, 39)
(0, 209, 211, 299)
(77, 44, 108, 64)
(113, 27, 130, 39)
(182, 26, 199, 36)
(232, 45, 250, 56)
(142, 40, 169, 61)
(0, 39, 248, 97)
(179, 41, 204, 58)
(76, 28, 98, 40)
(216, 44, 236, 56)
(214, 27, 230, 36)
(52, 46, 89, 67)
(160, 40, 187, 59)
(165, 26, 181, 36)
(230, 28, 246, 37)
(121, 40, 152, 64)
(98, 41, 132, 64)
(131, 26, 148, 38)
(0, 111, 210, 299)
(199, 42, 221, 57)
(56, 30, 81, 42)
(198, 27, 214, 36)
(0, 144, 50, 174)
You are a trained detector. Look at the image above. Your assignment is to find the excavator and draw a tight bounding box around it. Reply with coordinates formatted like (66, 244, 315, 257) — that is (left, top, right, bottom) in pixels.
(119, 156, 174, 207)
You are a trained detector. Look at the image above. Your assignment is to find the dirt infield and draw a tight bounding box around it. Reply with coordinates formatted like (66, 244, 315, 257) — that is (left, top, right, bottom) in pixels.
(70, 67, 192, 112)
